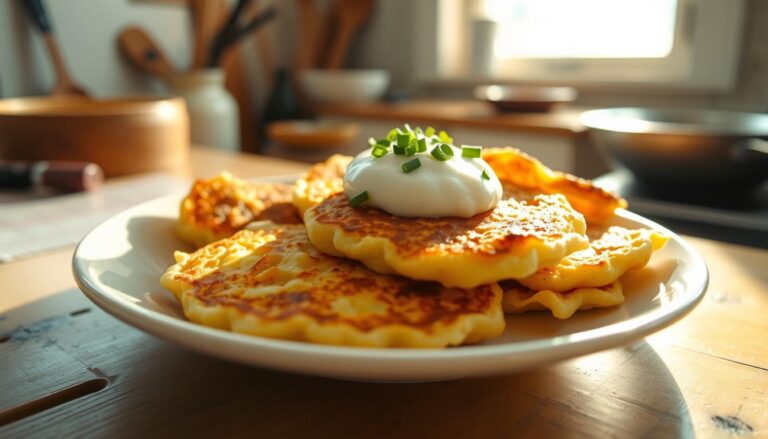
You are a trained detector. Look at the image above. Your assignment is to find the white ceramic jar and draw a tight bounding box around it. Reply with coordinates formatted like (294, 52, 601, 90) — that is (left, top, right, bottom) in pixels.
(166, 69, 240, 151)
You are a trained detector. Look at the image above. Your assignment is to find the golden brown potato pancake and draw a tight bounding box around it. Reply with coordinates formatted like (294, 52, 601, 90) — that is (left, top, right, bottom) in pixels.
(484, 147, 627, 224)
(304, 191, 588, 289)
(292, 154, 353, 216)
(161, 222, 505, 348)
(177, 172, 301, 248)
(501, 280, 624, 319)
(517, 226, 668, 292)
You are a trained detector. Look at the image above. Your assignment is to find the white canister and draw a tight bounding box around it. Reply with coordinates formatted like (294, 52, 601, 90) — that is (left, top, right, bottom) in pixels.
(470, 18, 498, 77)
(166, 69, 240, 151)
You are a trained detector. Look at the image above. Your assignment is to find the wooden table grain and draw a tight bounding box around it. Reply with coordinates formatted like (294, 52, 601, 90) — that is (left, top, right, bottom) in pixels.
(1, 148, 766, 438)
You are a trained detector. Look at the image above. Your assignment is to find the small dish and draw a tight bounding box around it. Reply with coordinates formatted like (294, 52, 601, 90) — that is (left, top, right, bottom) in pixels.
(267, 120, 360, 149)
(475, 85, 577, 112)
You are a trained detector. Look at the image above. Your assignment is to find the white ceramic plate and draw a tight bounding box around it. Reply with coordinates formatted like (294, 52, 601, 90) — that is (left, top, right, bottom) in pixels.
(72, 182, 708, 382)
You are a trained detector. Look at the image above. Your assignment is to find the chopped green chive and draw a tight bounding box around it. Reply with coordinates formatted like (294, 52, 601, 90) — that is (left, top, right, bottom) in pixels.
(349, 191, 369, 207)
(372, 145, 389, 158)
(425, 126, 436, 137)
(404, 143, 417, 156)
(461, 145, 482, 158)
(376, 138, 390, 147)
(393, 144, 406, 155)
(438, 130, 453, 144)
(368, 137, 377, 147)
(402, 158, 421, 173)
(430, 143, 454, 161)
(386, 128, 399, 141)
(403, 123, 413, 133)
(396, 133, 411, 149)
(481, 169, 490, 180)
(416, 138, 427, 153)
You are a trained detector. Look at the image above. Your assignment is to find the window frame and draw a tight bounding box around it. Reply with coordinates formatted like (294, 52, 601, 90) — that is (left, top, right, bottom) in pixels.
(414, 0, 747, 91)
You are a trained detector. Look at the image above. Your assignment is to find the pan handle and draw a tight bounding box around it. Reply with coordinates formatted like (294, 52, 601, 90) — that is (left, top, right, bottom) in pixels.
(730, 138, 768, 163)
(19, 0, 52, 33)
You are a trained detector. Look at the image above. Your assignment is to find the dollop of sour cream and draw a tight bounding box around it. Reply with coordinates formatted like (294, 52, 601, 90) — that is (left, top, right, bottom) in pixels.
(344, 142, 503, 218)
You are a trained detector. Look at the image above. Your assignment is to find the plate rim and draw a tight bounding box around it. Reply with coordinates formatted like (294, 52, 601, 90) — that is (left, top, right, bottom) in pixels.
(71, 185, 709, 370)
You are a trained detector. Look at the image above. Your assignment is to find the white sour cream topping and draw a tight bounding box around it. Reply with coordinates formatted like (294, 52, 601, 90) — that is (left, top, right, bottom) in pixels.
(344, 144, 503, 218)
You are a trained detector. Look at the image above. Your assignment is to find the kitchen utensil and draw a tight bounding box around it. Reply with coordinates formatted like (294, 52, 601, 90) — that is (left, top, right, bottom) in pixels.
(0, 160, 104, 192)
(580, 108, 768, 189)
(166, 70, 239, 151)
(117, 27, 177, 78)
(324, 0, 375, 69)
(207, 0, 277, 67)
(299, 69, 389, 104)
(294, 0, 319, 72)
(19, 0, 88, 96)
(189, 0, 222, 68)
(72, 181, 707, 381)
(0, 96, 189, 177)
(267, 120, 359, 149)
(474, 85, 578, 112)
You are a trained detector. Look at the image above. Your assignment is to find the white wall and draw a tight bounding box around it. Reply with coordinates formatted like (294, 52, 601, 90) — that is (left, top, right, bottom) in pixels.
(0, 0, 192, 97)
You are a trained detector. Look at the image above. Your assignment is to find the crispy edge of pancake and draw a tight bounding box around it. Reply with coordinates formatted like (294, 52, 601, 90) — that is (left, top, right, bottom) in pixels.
(161, 223, 505, 348)
(292, 154, 353, 217)
(517, 226, 669, 292)
(177, 172, 301, 248)
(501, 280, 624, 319)
(304, 193, 589, 289)
(484, 147, 627, 224)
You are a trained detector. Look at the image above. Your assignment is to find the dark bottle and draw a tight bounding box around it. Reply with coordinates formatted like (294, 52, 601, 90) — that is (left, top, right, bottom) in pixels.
(259, 67, 300, 150)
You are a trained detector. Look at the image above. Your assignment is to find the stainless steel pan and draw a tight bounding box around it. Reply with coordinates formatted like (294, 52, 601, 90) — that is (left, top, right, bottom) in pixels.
(580, 108, 768, 189)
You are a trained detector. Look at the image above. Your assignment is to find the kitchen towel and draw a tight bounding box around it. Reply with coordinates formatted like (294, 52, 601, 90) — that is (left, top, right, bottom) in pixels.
(0, 173, 190, 263)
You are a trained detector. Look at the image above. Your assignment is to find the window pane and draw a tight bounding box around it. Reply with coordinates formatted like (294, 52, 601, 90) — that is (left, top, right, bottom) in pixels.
(483, 0, 678, 59)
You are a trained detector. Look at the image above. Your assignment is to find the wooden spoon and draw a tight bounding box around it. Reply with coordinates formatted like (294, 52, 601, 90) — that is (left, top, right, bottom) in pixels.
(324, 0, 375, 69)
(189, 0, 222, 68)
(294, 0, 317, 72)
(20, 0, 88, 96)
(117, 27, 177, 78)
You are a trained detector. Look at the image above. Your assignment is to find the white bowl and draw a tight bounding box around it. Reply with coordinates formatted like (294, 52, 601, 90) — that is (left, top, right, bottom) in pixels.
(299, 69, 390, 104)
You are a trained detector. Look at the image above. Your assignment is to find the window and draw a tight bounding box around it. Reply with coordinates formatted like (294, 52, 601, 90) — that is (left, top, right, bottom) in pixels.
(414, 0, 747, 91)
(485, 0, 678, 59)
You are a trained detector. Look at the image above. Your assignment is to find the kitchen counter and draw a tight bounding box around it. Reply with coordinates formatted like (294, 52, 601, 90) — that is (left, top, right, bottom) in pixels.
(313, 100, 609, 178)
(1, 147, 767, 437)
(316, 99, 587, 137)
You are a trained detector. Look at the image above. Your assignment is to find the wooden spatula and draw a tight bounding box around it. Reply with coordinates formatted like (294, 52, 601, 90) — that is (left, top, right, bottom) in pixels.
(189, 0, 222, 68)
(117, 27, 177, 78)
(20, 0, 88, 96)
(324, 0, 375, 69)
(294, 0, 318, 72)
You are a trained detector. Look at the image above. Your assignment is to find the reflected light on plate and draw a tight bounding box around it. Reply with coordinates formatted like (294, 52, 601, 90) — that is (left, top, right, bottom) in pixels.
(113, 290, 141, 304)
(653, 283, 672, 306)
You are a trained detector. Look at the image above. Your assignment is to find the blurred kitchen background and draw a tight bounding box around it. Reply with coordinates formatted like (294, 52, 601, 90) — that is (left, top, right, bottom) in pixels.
(0, 0, 766, 249)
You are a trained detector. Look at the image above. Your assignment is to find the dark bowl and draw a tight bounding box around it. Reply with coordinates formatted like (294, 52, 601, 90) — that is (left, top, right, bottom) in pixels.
(474, 85, 577, 113)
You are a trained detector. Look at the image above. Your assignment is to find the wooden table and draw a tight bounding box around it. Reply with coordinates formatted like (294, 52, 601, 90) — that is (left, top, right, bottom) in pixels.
(1, 148, 767, 438)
